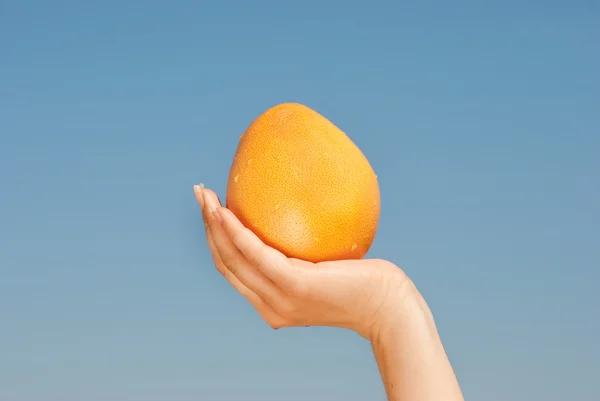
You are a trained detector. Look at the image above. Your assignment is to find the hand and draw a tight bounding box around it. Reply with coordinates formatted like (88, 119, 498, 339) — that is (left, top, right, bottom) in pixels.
(193, 185, 411, 340)
(193, 184, 464, 401)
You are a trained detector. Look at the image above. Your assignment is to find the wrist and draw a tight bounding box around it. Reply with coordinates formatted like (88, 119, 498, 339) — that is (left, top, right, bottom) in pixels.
(365, 264, 437, 344)
(362, 262, 465, 401)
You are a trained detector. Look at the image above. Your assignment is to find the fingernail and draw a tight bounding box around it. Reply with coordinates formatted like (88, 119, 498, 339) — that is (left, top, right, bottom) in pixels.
(194, 184, 205, 209)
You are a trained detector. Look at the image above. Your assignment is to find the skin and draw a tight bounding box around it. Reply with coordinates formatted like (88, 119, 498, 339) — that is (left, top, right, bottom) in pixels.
(194, 185, 465, 401)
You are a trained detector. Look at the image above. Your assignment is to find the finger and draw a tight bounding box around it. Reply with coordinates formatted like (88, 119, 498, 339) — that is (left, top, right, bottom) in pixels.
(208, 227, 290, 329)
(194, 186, 289, 326)
(203, 189, 284, 307)
(194, 185, 261, 304)
(206, 224, 276, 313)
(208, 227, 294, 330)
(206, 221, 256, 300)
(193, 184, 206, 210)
(193, 185, 292, 328)
(216, 207, 299, 292)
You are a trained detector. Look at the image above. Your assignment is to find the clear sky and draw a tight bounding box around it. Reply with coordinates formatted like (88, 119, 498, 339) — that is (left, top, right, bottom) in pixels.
(0, 1, 598, 400)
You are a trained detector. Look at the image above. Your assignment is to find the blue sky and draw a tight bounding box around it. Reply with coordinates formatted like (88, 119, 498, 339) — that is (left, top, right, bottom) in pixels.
(0, 1, 598, 400)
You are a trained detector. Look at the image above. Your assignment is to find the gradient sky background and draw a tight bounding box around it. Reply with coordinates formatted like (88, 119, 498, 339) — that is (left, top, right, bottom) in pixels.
(1, 1, 598, 400)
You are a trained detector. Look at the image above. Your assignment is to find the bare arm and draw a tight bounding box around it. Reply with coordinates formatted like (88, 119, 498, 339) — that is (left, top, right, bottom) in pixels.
(371, 282, 464, 401)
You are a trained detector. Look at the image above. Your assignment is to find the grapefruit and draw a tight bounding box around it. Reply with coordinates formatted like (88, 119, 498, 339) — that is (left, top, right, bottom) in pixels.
(225, 103, 380, 263)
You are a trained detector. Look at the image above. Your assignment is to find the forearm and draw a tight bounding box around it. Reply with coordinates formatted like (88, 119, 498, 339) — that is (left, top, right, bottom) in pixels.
(371, 287, 464, 401)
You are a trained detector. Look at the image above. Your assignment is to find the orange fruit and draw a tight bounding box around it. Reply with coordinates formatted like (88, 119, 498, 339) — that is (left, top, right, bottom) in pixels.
(225, 103, 380, 263)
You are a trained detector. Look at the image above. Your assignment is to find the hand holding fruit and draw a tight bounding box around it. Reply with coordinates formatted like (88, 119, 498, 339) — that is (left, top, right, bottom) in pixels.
(193, 103, 464, 401)
(194, 186, 464, 401)
(195, 186, 410, 339)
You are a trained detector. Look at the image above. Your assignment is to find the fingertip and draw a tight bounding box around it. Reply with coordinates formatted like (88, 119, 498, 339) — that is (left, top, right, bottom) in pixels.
(193, 184, 205, 209)
(193, 183, 204, 194)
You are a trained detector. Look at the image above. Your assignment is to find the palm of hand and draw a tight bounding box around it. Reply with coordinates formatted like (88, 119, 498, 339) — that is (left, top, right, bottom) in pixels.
(195, 186, 403, 339)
